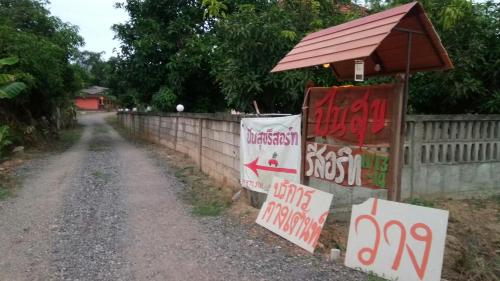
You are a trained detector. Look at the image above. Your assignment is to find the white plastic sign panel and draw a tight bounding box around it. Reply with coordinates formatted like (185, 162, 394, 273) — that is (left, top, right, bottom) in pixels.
(345, 198, 449, 281)
(256, 177, 333, 253)
(354, 59, 364, 81)
(240, 115, 301, 193)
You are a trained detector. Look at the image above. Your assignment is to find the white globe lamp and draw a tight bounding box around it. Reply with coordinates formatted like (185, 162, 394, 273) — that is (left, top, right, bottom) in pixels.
(176, 104, 184, 112)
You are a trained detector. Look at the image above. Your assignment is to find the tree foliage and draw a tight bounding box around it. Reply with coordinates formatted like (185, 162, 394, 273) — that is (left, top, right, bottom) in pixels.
(112, 0, 360, 113)
(111, 0, 500, 114)
(0, 57, 27, 99)
(0, 0, 84, 122)
(366, 0, 500, 114)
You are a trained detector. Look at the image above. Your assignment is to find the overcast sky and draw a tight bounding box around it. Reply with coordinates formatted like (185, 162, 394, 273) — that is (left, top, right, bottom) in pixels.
(47, 0, 129, 60)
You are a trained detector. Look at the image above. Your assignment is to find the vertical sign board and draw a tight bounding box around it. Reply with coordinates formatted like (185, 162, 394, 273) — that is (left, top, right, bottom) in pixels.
(345, 198, 449, 281)
(256, 177, 333, 253)
(303, 84, 403, 196)
(240, 115, 301, 193)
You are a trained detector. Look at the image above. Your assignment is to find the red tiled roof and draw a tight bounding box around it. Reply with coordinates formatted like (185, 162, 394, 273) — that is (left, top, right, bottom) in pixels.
(271, 2, 453, 79)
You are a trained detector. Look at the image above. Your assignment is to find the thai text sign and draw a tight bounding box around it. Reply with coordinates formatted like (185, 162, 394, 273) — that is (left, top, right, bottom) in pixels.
(345, 198, 449, 281)
(305, 85, 401, 189)
(240, 115, 301, 193)
(256, 177, 333, 253)
(305, 142, 389, 188)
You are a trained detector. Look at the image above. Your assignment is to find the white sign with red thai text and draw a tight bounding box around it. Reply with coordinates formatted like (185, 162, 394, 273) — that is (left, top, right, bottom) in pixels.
(256, 177, 333, 253)
(240, 115, 301, 193)
(345, 198, 449, 281)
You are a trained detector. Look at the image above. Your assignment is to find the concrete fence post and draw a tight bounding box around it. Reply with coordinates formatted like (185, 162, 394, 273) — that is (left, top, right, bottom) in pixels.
(198, 118, 203, 169)
(410, 118, 424, 198)
(131, 114, 135, 136)
(158, 115, 162, 143)
(174, 115, 179, 150)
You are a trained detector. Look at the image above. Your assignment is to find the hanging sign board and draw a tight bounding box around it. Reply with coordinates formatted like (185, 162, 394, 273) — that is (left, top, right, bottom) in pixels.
(240, 115, 301, 193)
(256, 177, 333, 253)
(303, 84, 403, 193)
(345, 198, 449, 281)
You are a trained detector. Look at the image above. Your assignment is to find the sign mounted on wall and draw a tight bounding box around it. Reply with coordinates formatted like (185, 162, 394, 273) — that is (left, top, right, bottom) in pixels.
(240, 115, 301, 193)
(345, 198, 449, 281)
(256, 177, 333, 253)
(354, 60, 364, 81)
(302, 84, 403, 197)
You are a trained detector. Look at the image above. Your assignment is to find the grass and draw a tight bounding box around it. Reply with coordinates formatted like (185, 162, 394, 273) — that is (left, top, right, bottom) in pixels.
(106, 115, 232, 217)
(93, 125, 109, 135)
(0, 174, 16, 200)
(493, 193, 500, 204)
(0, 125, 83, 200)
(92, 170, 108, 179)
(404, 197, 435, 208)
(55, 125, 84, 151)
(366, 271, 388, 281)
(0, 185, 11, 200)
(454, 237, 500, 281)
(192, 202, 226, 216)
(175, 165, 230, 217)
(88, 142, 108, 151)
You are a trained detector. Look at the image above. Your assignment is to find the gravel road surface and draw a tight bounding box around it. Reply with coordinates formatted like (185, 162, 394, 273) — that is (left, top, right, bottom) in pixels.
(0, 112, 366, 281)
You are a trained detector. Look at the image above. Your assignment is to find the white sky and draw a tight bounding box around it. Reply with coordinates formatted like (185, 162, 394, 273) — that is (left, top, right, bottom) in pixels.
(47, 0, 129, 60)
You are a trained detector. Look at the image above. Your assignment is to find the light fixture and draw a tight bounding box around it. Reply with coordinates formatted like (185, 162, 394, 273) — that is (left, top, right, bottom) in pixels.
(374, 64, 381, 72)
(323, 63, 330, 68)
(176, 104, 184, 112)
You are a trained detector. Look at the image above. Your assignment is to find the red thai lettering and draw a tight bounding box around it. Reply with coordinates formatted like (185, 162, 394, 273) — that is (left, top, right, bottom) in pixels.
(312, 88, 389, 147)
(406, 223, 433, 280)
(353, 199, 435, 280)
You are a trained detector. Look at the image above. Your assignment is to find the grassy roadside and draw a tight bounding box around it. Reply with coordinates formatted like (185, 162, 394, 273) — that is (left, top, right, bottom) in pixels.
(0, 124, 84, 200)
(106, 115, 233, 217)
(319, 195, 500, 281)
(52, 124, 84, 151)
(106, 115, 499, 280)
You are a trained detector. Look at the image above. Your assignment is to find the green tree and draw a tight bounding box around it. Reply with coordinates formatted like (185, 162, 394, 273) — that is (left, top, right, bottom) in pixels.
(0, 57, 26, 99)
(209, 0, 359, 112)
(365, 0, 500, 113)
(73, 51, 111, 87)
(0, 0, 84, 123)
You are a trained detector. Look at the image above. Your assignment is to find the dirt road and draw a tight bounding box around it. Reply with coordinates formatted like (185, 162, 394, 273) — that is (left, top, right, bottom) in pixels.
(0, 113, 365, 281)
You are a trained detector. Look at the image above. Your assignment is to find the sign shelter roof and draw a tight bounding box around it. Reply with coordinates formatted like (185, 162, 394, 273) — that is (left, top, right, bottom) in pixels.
(271, 2, 453, 79)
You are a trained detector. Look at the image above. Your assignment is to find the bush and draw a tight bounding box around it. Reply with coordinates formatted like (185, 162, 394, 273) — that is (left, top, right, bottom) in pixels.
(152, 86, 177, 112)
(0, 125, 12, 158)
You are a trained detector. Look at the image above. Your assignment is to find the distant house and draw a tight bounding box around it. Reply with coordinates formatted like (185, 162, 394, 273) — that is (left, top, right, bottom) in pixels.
(74, 86, 114, 111)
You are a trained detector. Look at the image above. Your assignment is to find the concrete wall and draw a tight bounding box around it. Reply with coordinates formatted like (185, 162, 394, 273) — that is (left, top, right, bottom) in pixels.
(117, 113, 500, 207)
(120, 112, 242, 190)
(402, 115, 500, 199)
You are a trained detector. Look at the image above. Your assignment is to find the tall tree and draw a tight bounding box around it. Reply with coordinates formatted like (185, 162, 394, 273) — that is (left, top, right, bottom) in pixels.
(365, 0, 500, 113)
(208, 0, 362, 113)
(113, 0, 225, 112)
(0, 0, 84, 123)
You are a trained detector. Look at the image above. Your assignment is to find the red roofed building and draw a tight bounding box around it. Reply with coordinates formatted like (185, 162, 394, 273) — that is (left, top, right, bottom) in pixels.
(75, 86, 114, 111)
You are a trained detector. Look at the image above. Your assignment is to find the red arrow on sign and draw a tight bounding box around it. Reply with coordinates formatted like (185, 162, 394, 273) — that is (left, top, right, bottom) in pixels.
(244, 157, 297, 177)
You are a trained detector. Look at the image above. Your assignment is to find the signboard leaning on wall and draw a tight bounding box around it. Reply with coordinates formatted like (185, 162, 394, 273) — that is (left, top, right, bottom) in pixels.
(303, 84, 403, 196)
(256, 177, 333, 253)
(345, 198, 449, 281)
(240, 115, 302, 193)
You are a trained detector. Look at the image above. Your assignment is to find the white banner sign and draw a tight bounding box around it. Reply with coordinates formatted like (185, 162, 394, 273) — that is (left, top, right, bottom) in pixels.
(240, 115, 301, 193)
(256, 177, 333, 253)
(345, 198, 449, 281)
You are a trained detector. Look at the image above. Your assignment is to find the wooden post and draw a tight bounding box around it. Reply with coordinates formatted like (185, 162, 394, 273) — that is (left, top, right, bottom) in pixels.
(391, 31, 413, 202)
(300, 81, 314, 185)
(389, 81, 405, 201)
